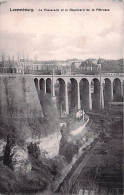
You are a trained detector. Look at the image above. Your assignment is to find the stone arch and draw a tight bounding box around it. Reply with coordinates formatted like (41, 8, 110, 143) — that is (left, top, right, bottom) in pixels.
(34, 78, 38, 90)
(91, 78, 100, 110)
(104, 78, 112, 107)
(46, 78, 52, 93)
(39, 78, 45, 92)
(69, 78, 78, 112)
(55, 78, 66, 115)
(80, 78, 90, 111)
(122, 80, 124, 99)
(113, 78, 122, 101)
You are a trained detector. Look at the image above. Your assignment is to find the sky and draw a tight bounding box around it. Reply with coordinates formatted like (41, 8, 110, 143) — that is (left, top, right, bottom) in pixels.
(0, 0, 123, 61)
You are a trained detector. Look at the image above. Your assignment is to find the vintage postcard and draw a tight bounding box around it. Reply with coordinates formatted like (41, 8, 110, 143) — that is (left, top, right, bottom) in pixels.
(0, 0, 123, 194)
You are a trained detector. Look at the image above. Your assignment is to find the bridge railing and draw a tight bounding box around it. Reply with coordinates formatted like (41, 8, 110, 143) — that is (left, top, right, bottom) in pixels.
(100, 72, 124, 76)
(32, 73, 124, 77)
(0, 72, 124, 77)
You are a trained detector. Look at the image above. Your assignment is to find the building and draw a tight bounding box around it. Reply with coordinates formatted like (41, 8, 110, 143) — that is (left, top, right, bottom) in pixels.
(79, 59, 101, 74)
(61, 66, 71, 75)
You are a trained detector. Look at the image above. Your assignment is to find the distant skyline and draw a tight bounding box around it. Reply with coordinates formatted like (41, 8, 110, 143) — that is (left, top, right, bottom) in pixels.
(0, 0, 123, 61)
(0, 53, 123, 62)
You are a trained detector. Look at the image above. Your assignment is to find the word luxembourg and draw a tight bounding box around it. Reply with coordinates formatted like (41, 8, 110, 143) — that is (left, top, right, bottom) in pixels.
(10, 8, 34, 12)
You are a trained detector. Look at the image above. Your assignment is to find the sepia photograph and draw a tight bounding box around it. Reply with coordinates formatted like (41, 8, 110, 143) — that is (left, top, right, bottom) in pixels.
(0, 0, 123, 194)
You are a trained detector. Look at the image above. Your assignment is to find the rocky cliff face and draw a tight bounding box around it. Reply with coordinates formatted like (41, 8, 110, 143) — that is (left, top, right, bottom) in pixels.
(0, 139, 6, 161)
(0, 75, 61, 151)
(0, 75, 44, 142)
(0, 75, 62, 193)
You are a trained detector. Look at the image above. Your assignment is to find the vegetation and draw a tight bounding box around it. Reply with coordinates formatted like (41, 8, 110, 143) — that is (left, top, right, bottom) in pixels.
(57, 110, 123, 195)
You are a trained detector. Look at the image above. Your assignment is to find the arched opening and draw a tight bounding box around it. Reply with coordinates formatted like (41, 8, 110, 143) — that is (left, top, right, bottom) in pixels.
(46, 78, 52, 93)
(122, 80, 124, 100)
(80, 78, 89, 111)
(69, 78, 78, 113)
(40, 78, 45, 92)
(104, 78, 111, 107)
(34, 78, 38, 90)
(113, 78, 122, 101)
(91, 78, 100, 110)
(55, 78, 66, 115)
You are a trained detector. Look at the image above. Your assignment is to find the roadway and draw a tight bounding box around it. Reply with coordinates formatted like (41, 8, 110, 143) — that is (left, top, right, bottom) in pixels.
(56, 137, 101, 193)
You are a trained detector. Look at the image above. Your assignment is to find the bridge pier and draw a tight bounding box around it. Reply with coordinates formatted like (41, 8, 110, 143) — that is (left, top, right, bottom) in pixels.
(52, 82, 55, 97)
(38, 79, 40, 91)
(89, 84, 92, 110)
(121, 81, 124, 98)
(77, 82, 81, 110)
(44, 79, 46, 93)
(110, 82, 114, 101)
(65, 82, 69, 114)
(100, 83, 104, 109)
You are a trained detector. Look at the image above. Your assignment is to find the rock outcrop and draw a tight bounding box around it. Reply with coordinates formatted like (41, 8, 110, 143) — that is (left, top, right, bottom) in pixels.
(11, 145, 31, 173)
(0, 139, 6, 162)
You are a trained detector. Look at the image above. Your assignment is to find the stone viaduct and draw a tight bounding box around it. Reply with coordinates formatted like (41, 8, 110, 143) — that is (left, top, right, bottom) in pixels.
(33, 73, 124, 114)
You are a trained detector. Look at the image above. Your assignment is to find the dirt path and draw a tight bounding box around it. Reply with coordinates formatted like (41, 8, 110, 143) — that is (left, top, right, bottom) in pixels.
(56, 138, 100, 193)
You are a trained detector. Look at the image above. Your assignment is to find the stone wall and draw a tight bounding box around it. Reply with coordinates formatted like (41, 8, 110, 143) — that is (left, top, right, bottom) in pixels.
(0, 75, 61, 156)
